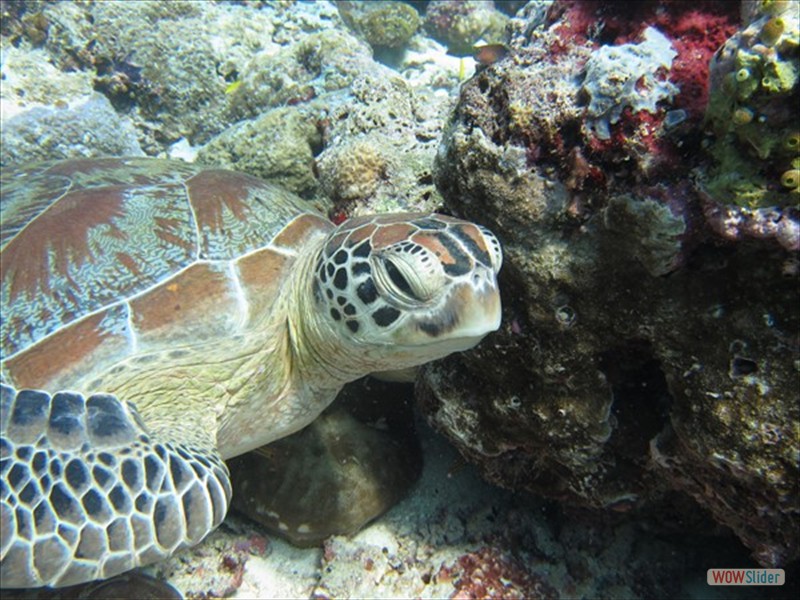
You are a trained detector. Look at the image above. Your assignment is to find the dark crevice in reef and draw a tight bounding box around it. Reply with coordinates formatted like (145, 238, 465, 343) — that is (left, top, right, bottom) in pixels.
(599, 339, 671, 463)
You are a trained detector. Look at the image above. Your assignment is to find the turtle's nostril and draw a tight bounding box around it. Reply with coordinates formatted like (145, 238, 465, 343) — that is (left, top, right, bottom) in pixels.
(471, 267, 497, 291)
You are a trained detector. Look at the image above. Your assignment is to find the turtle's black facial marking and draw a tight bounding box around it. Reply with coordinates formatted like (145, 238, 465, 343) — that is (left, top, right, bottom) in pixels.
(357, 279, 378, 305)
(372, 307, 401, 327)
(449, 225, 492, 269)
(414, 217, 447, 230)
(352, 261, 371, 276)
(352, 240, 371, 258)
(417, 305, 459, 338)
(432, 232, 472, 277)
(418, 321, 441, 336)
(332, 269, 348, 290)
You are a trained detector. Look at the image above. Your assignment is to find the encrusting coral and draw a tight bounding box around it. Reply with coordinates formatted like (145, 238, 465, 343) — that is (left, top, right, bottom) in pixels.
(702, 0, 800, 209)
(581, 26, 679, 140)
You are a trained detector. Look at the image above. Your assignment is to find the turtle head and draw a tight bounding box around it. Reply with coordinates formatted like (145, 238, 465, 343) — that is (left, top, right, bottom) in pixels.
(313, 213, 502, 368)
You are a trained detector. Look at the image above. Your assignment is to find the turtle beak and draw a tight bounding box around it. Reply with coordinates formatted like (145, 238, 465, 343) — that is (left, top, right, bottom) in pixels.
(447, 267, 502, 341)
(407, 266, 501, 356)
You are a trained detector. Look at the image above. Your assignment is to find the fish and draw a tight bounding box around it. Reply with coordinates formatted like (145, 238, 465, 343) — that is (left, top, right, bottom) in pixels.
(473, 41, 509, 66)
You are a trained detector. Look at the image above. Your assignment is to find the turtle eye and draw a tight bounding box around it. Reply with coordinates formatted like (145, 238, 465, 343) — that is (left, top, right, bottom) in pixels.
(384, 258, 418, 300)
(373, 243, 445, 305)
(374, 254, 437, 305)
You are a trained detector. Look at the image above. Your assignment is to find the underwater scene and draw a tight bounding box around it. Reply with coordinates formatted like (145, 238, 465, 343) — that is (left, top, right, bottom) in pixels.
(0, 0, 798, 598)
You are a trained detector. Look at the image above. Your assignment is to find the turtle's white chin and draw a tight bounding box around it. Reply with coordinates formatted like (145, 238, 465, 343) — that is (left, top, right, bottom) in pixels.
(419, 332, 493, 358)
(387, 331, 494, 371)
(398, 282, 502, 360)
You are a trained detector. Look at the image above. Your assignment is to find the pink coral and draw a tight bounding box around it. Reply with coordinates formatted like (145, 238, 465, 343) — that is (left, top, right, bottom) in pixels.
(653, 6, 739, 120)
(584, 108, 683, 179)
(443, 546, 558, 600)
(531, 1, 738, 184)
(547, 1, 738, 152)
(702, 198, 800, 251)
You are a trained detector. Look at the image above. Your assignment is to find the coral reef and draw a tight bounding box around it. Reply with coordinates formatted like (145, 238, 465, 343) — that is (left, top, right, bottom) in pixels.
(0, 45, 93, 115)
(581, 26, 679, 140)
(701, 1, 800, 209)
(318, 137, 390, 203)
(602, 190, 691, 276)
(337, 1, 421, 51)
(501, 0, 740, 182)
(43, 0, 241, 143)
(702, 201, 800, 250)
(424, 0, 510, 55)
(314, 72, 448, 217)
(201, 65, 448, 217)
(424, 0, 800, 568)
(1, 1, 345, 148)
(0, 45, 143, 165)
(1, 1, 451, 216)
(0, 92, 143, 167)
(227, 28, 375, 121)
(196, 105, 324, 199)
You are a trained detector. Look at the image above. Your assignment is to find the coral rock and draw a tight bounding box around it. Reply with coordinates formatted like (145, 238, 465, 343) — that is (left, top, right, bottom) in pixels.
(337, 1, 421, 51)
(581, 26, 679, 140)
(426, 0, 800, 568)
(424, 0, 509, 55)
(701, 2, 800, 209)
(228, 379, 422, 547)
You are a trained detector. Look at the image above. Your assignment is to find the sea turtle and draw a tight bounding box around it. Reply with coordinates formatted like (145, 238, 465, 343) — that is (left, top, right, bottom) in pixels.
(0, 157, 502, 588)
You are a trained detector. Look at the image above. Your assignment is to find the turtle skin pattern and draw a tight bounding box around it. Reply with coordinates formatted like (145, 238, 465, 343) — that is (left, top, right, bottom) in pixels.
(0, 384, 230, 588)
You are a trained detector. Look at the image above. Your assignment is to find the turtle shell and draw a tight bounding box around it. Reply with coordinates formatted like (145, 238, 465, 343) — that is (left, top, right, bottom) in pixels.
(0, 157, 332, 391)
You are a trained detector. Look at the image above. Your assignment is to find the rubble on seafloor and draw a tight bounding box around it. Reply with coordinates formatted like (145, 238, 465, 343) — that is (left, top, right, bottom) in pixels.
(3, 416, 787, 599)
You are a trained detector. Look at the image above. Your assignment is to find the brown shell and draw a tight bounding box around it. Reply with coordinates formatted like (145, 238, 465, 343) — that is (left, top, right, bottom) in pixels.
(0, 158, 332, 390)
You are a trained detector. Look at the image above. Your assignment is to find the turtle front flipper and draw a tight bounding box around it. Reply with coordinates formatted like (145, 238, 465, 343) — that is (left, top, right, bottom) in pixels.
(0, 384, 231, 589)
